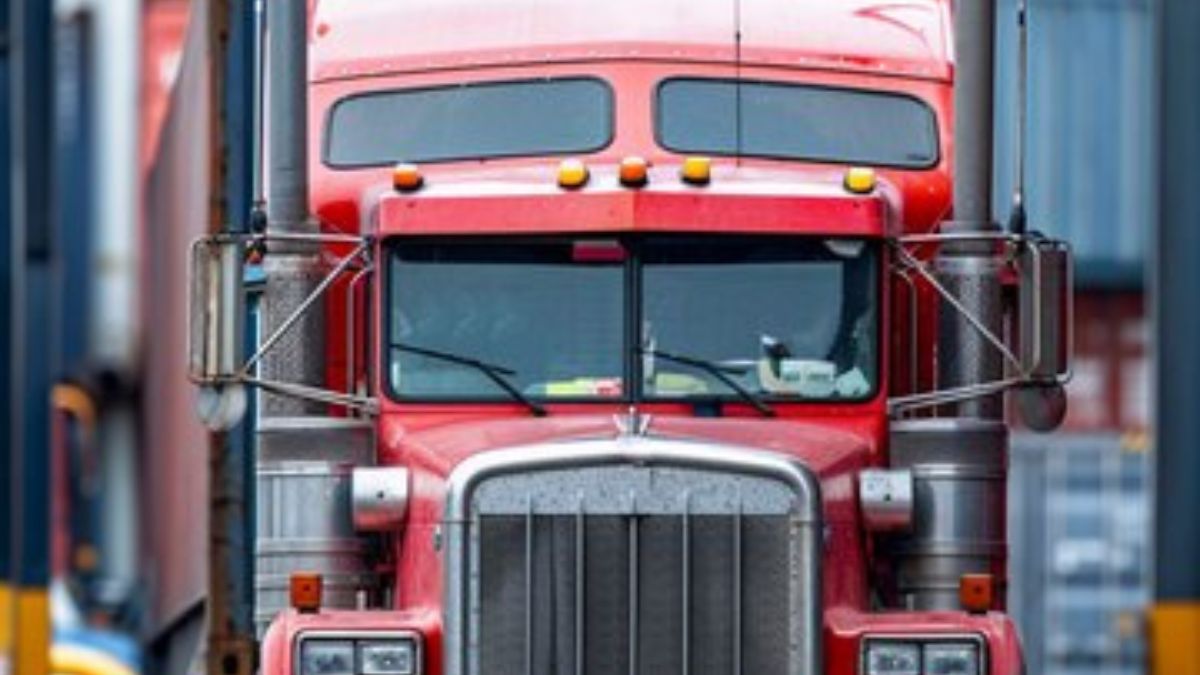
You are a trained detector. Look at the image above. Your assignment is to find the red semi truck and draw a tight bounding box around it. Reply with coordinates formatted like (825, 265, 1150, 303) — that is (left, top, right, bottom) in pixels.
(186, 1, 1072, 673)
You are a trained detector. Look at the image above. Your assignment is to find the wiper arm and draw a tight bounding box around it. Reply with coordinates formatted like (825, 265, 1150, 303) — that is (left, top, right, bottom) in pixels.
(391, 342, 547, 417)
(640, 348, 775, 417)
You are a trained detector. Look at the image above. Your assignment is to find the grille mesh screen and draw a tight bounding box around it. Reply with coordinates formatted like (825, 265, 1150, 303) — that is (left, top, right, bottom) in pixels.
(477, 514, 792, 674)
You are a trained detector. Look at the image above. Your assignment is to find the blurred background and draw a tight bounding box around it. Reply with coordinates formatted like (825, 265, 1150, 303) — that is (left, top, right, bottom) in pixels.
(0, 0, 1178, 673)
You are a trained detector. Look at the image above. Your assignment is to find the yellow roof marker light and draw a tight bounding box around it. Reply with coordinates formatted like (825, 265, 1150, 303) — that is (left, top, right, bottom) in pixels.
(680, 156, 712, 186)
(619, 156, 650, 188)
(843, 167, 877, 194)
(557, 158, 590, 189)
(392, 162, 424, 192)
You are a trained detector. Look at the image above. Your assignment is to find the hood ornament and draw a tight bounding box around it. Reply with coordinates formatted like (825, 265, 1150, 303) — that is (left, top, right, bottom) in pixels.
(615, 406, 651, 437)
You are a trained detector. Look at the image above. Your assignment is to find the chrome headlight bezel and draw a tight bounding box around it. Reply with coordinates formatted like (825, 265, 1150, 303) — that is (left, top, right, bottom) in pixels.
(296, 631, 422, 675)
(861, 634, 987, 675)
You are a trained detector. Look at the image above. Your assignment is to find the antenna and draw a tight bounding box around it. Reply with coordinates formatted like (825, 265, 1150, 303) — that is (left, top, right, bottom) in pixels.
(734, 0, 743, 163)
(1007, 0, 1029, 235)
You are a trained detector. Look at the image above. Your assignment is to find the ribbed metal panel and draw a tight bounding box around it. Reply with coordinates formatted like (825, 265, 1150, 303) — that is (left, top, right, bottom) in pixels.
(476, 512, 792, 675)
(993, 0, 1152, 288)
(1008, 434, 1151, 675)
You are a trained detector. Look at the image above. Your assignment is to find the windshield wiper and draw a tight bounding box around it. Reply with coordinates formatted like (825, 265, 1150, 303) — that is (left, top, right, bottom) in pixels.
(639, 347, 775, 417)
(390, 342, 547, 417)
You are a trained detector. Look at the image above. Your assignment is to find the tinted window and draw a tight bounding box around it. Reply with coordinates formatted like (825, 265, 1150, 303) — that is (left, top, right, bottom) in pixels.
(326, 78, 613, 167)
(641, 238, 878, 400)
(657, 78, 938, 168)
(388, 241, 625, 400)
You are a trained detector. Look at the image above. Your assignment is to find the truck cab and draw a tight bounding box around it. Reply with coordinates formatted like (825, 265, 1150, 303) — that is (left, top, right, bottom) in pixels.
(231, 1, 1056, 673)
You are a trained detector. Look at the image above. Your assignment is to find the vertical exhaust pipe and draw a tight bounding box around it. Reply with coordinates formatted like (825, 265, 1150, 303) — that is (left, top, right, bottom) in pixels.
(262, 0, 325, 416)
(254, 0, 379, 634)
(939, 0, 1003, 418)
(888, 0, 1009, 611)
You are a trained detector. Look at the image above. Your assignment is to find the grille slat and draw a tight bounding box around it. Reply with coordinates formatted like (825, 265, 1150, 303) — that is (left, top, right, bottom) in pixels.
(575, 503, 585, 675)
(682, 498, 691, 675)
(733, 504, 743, 675)
(525, 502, 534, 675)
(628, 515, 638, 675)
(470, 464, 809, 675)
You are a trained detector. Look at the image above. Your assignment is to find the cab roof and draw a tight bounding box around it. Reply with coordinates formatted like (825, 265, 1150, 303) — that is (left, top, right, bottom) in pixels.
(311, 0, 953, 83)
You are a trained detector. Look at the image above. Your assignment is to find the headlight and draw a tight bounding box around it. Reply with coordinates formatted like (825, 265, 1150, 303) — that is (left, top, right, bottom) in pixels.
(864, 641, 920, 675)
(923, 642, 980, 675)
(298, 640, 355, 675)
(297, 636, 420, 675)
(359, 640, 416, 675)
(863, 638, 983, 675)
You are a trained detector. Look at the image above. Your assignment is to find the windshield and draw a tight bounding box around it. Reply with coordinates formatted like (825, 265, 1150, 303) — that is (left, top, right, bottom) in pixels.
(386, 236, 878, 403)
(641, 238, 877, 401)
(388, 241, 625, 400)
(657, 78, 939, 168)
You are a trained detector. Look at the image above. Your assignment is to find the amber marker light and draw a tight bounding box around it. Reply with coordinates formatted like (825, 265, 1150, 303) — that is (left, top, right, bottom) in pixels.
(958, 573, 994, 614)
(680, 156, 712, 185)
(290, 571, 324, 613)
(619, 156, 649, 188)
(557, 158, 590, 189)
(392, 162, 424, 192)
(843, 166, 877, 194)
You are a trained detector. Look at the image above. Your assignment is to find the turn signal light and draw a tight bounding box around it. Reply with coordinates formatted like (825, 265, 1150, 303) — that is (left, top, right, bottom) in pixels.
(392, 163, 424, 192)
(290, 571, 324, 613)
(557, 159, 590, 189)
(619, 156, 649, 187)
(680, 156, 712, 185)
(958, 573, 994, 614)
(844, 167, 877, 194)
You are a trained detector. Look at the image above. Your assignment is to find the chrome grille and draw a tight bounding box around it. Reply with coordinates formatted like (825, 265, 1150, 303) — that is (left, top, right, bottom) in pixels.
(444, 438, 823, 675)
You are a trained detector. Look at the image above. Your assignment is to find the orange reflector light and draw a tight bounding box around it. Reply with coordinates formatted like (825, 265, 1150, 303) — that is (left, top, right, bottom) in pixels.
(290, 572, 324, 613)
(680, 156, 712, 185)
(619, 156, 649, 187)
(844, 167, 877, 194)
(557, 159, 590, 189)
(958, 573, 994, 614)
(392, 163, 424, 192)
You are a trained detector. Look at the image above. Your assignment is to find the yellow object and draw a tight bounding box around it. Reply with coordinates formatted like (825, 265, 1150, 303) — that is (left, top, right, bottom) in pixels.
(680, 156, 712, 185)
(557, 159, 589, 189)
(1151, 602, 1200, 675)
(843, 167, 877, 194)
(0, 583, 11, 663)
(619, 156, 649, 187)
(14, 588, 50, 675)
(50, 644, 137, 675)
(392, 163, 424, 192)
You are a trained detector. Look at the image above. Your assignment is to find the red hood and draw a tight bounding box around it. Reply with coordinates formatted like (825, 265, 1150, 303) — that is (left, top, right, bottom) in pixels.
(382, 413, 872, 478)
(383, 413, 874, 526)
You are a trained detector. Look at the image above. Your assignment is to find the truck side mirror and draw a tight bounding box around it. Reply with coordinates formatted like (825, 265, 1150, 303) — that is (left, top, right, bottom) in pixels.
(189, 236, 248, 429)
(1016, 237, 1072, 431)
(1017, 237, 1071, 381)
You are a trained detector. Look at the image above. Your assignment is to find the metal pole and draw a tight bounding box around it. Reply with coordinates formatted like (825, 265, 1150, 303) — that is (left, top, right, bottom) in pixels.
(938, 0, 1004, 420)
(207, 0, 257, 671)
(1152, 0, 1200, 670)
(8, 0, 54, 669)
(0, 0, 12, 663)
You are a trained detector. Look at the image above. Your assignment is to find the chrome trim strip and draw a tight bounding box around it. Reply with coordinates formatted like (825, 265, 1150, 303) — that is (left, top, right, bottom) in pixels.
(443, 434, 824, 675)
